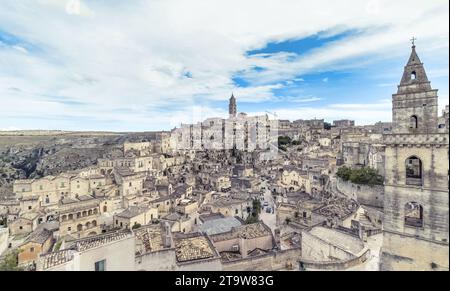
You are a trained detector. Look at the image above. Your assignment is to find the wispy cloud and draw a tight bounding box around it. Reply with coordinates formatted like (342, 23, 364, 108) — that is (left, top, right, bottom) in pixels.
(0, 0, 448, 131)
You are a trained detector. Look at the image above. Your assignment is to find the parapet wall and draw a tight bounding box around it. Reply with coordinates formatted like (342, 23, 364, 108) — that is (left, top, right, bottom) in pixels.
(337, 178, 384, 208)
(222, 247, 302, 271)
(299, 249, 370, 271)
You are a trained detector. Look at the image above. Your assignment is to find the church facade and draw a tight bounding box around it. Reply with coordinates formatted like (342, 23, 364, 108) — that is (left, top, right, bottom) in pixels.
(380, 44, 449, 271)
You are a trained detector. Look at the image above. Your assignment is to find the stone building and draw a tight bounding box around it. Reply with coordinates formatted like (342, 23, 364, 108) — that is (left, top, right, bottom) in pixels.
(380, 44, 449, 271)
(209, 222, 275, 260)
(113, 206, 158, 230)
(18, 228, 53, 268)
(333, 119, 355, 128)
(170, 94, 278, 153)
(37, 230, 135, 271)
(58, 196, 102, 239)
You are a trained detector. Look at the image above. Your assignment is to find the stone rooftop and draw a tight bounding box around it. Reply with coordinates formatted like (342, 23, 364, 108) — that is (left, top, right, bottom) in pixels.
(25, 228, 52, 244)
(313, 197, 359, 219)
(41, 249, 76, 270)
(208, 196, 248, 207)
(210, 222, 272, 242)
(116, 206, 148, 219)
(74, 230, 133, 252)
(134, 225, 166, 254)
(174, 235, 216, 263)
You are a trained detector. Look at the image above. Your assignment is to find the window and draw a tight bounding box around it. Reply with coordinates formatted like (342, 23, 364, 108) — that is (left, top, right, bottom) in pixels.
(28, 206, 32, 210)
(405, 202, 423, 227)
(68, 227, 71, 231)
(235, 209, 239, 215)
(406, 156, 422, 186)
(409, 115, 418, 129)
(19, 226, 23, 230)
(411, 71, 416, 80)
(39, 185, 43, 190)
(30, 247, 34, 252)
(77, 224, 83, 231)
(103, 206, 107, 212)
(94, 260, 106, 271)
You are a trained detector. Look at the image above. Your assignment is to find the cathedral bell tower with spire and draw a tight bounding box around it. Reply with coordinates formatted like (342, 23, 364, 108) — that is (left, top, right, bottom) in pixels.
(229, 93, 237, 118)
(380, 41, 449, 271)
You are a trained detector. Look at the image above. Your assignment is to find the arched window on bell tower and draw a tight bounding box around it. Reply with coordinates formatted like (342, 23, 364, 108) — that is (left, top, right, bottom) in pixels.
(406, 156, 422, 186)
(411, 71, 417, 80)
(404, 202, 423, 228)
(409, 115, 418, 129)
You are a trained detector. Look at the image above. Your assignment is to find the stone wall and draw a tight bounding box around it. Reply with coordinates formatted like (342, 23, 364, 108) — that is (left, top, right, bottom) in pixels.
(222, 247, 302, 271)
(301, 230, 357, 262)
(135, 249, 177, 271)
(177, 257, 222, 271)
(0, 227, 8, 255)
(337, 178, 384, 208)
(299, 249, 370, 270)
(380, 231, 449, 271)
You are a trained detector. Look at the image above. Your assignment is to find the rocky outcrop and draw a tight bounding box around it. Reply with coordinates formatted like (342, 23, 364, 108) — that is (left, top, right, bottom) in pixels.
(0, 132, 157, 196)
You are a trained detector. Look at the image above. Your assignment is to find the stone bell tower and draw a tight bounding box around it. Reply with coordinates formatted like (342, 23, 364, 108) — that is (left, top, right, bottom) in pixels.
(391, 42, 439, 134)
(380, 42, 449, 271)
(229, 93, 237, 118)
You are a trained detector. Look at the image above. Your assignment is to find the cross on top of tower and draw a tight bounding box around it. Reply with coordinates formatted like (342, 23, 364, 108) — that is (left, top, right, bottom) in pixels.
(410, 36, 417, 47)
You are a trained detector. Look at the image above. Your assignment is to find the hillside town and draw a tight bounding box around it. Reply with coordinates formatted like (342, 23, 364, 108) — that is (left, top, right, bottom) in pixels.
(0, 45, 448, 271)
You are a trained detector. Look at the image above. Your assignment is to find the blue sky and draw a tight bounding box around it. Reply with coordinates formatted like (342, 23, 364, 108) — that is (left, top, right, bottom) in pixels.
(0, 0, 448, 131)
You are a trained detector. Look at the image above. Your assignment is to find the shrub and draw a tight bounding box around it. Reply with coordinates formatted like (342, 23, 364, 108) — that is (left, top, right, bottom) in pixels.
(337, 166, 383, 186)
(278, 136, 292, 146)
(0, 250, 22, 271)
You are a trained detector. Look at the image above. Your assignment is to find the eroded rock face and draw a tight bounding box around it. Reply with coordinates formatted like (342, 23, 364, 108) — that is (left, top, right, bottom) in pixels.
(0, 131, 165, 196)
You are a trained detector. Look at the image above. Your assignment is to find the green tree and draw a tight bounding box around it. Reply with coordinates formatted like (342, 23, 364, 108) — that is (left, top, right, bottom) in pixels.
(245, 198, 262, 224)
(324, 122, 332, 130)
(336, 166, 352, 181)
(278, 136, 292, 146)
(337, 166, 383, 186)
(0, 250, 23, 271)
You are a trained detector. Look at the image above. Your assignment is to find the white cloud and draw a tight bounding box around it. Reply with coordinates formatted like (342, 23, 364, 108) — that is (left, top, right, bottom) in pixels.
(0, 0, 448, 130)
(250, 101, 392, 125)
